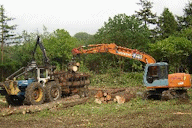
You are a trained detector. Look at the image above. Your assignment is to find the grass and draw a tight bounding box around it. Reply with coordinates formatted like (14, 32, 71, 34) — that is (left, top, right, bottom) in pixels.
(90, 72, 143, 87)
(1, 93, 192, 127)
(0, 94, 6, 108)
(1, 72, 192, 127)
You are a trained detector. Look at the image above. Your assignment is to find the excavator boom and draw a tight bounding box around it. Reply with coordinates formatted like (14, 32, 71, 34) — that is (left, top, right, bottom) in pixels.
(72, 43, 156, 64)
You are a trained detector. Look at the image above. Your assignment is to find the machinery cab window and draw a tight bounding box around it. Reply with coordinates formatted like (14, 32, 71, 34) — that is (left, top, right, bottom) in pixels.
(147, 65, 168, 83)
(40, 68, 46, 78)
(37, 68, 48, 79)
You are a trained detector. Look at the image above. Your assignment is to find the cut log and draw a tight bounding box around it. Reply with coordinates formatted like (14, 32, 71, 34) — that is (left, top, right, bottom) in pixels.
(113, 98, 117, 103)
(93, 88, 136, 104)
(68, 65, 78, 72)
(106, 94, 112, 101)
(0, 96, 88, 117)
(94, 90, 104, 98)
(94, 98, 102, 104)
(100, 97, 105, 102)
(103, 92, 108, 97)
(114, 93, 135, 104)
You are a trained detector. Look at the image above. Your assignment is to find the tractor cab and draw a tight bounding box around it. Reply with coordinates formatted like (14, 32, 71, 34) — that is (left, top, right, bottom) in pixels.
(36, 67, 50, 86)
(143, 62, 169, 88)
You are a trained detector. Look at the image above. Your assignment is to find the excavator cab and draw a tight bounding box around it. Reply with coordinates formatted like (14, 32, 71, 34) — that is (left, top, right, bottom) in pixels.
(143, 62, 169, 88)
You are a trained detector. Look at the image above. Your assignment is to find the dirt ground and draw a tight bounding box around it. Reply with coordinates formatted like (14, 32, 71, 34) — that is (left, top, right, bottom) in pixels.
(0, 87, 192, 128)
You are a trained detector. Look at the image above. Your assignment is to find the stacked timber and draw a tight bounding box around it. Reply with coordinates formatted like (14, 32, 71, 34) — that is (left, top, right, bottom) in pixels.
(94, 88, 135, 104)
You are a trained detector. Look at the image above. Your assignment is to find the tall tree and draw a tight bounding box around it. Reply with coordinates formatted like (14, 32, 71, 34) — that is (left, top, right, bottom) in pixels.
(157, 8, 177, 39)
(74, 32, 94, 45)
(135, 0, 157, 26)
(0, 5, 17, 64)
(183, 1, 192, 28)
(43, 29, 78, 70)
(92, 14, 151, 72)
(0, 5, 17, 80)
(176, 1, 192, 30)
(149, 36, 192, 72)
(95, 14, 150, 50)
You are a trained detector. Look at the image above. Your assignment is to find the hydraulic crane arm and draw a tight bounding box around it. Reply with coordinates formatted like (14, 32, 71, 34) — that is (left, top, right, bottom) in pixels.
(32, 36, 50, 66)
(72, 43, 156, 64)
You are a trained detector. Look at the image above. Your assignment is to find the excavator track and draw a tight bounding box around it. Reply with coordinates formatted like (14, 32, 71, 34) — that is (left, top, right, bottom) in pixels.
(143, 88, 189, 100)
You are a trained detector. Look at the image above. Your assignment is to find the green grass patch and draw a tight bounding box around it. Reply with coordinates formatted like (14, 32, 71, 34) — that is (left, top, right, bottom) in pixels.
(90, 72, 143, 87)
(1, 72, 192, 127)
(1, 94, 192, 127)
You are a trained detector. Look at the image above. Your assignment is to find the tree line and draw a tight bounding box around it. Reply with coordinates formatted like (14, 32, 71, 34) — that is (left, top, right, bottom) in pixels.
(0, 0, 192, 81)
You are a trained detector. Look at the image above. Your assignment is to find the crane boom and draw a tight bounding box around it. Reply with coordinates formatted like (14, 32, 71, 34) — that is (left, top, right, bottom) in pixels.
(72, 43, 156, 64)
(33, 36, 50, 66)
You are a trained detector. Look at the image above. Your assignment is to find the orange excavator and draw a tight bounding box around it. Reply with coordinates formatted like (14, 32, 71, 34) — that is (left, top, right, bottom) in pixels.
(72, 43, 191, 100)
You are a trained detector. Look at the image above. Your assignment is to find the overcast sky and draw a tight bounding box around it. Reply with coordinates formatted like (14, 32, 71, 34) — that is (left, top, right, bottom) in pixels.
(1, 0, 190, 36)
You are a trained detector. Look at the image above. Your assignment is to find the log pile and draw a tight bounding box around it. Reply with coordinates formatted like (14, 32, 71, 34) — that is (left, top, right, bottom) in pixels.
(0, 95, 88, 117)
(94, 88, 136, 104)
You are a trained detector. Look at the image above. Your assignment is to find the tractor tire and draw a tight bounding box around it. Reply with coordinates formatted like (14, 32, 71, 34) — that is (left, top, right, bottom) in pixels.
(5, 95, 24, 106)
(45, 81, 61, 102)
(24, 82, 45, 105)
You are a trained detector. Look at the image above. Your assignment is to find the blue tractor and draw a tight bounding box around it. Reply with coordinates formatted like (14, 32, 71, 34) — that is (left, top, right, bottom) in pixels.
(0, 36, 90, 105)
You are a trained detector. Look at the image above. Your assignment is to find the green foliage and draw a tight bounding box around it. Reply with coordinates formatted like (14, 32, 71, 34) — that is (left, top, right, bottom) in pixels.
(176, 26, 192, 41)
(135, 0, 157, 26)
(95, 14, 150, 50)
(149, 36, 192, 72)
(1, 2, 192, 82)
(42, 29, 79, 69)
(0, 5, 17, 44)
(157, 8, 178, 39)
(74, 32, 94, 45)
(89, 14, 151, 72)
(0, 5, 18, 80)
(79, 53, 117, 74)
(183, 1, 192, 28)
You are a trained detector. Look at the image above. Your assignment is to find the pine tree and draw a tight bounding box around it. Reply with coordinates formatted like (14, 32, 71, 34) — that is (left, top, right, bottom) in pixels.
(0, 5, 17, 80)
(0, 5, 17, 64)
(135, 0, 157, 26)
(176, 1, 192, 30)
(183, 1, 192, 28)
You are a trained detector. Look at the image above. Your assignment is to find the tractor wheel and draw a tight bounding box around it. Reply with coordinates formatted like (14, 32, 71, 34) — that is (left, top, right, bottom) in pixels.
(24, 82, 45, 105)
(5, 95, 24, 106)
(45, 81, 61, 102)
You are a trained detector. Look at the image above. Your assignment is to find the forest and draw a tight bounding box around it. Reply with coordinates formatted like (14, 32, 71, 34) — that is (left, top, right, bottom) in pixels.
(1, 1, 192, 127)
(1, 0, 192, 81)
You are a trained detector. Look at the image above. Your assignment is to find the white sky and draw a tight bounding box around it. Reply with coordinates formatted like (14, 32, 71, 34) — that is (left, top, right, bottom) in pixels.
(1, 0, 190, 36)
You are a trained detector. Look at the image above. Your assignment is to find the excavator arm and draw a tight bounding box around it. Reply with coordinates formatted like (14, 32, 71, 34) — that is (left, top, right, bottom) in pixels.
(72, 43, 156, 64)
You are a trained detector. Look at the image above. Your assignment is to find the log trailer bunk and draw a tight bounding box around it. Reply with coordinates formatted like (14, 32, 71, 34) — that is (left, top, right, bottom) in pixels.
(0, 36, 90, 105)
(72, 43, 191, 100)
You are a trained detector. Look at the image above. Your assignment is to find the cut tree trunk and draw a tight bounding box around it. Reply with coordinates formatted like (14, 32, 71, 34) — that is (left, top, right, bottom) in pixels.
(114, 93, 135, 104)
(94, 88, 135, 104)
